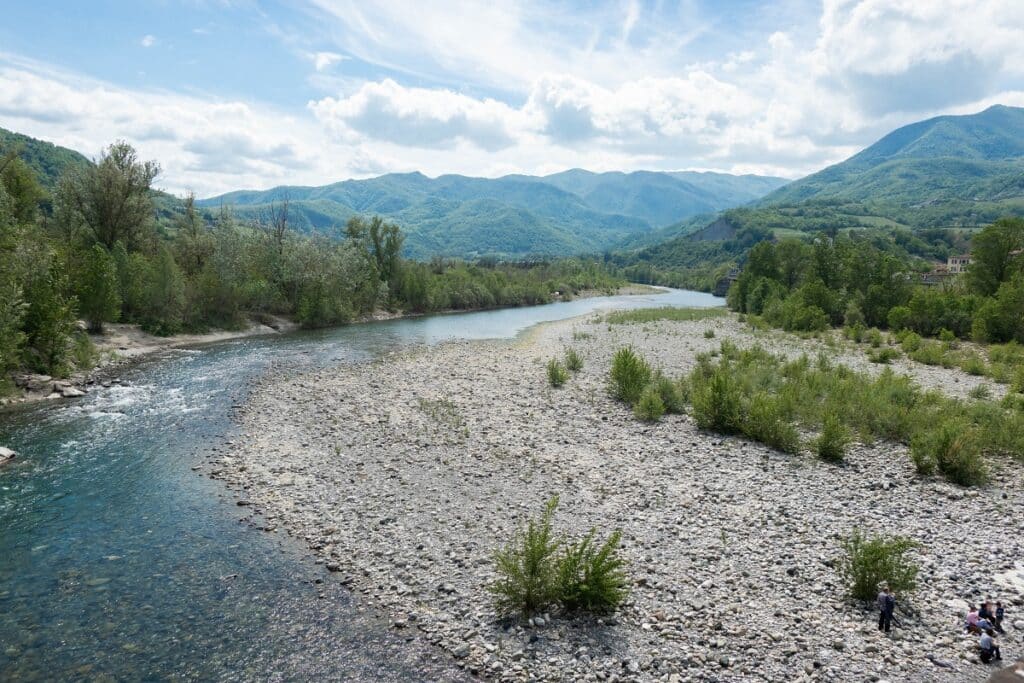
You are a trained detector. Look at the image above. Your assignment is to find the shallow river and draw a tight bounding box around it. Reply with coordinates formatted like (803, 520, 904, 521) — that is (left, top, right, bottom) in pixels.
(0, 288, 721, 681)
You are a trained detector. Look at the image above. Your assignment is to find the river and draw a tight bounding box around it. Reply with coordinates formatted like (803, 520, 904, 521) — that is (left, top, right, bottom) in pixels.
(0, 288, 722, 681)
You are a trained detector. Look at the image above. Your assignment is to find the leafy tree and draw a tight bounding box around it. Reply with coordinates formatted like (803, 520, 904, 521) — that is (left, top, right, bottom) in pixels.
(346, 215, 405, 291)
(0, 152, 46, 224)
(21, 264, 76, 376)
(968, 217, 1024, 296)
(78, 244, 121, 333)
(56, 141, 159, 249)
(174, 192, 213, 277)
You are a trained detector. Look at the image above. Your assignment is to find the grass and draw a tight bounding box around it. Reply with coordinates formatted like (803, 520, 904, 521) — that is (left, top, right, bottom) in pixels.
(605, 307, 727, 325)
(564, 348, 584, 373)
(839, 529, 919, 603)
(816, 411, 851, 463)
(418, 398, 469, 440)
(547, 359, 570, 387)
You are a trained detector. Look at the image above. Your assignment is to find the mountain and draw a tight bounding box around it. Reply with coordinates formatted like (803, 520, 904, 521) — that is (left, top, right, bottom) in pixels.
(0, 127, 92, 191)
(764, 105, 1024, 210)
(199, 170, 787, 259)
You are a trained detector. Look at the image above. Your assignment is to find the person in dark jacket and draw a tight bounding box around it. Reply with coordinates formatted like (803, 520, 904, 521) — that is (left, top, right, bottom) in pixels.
(995, 601, 1006, 634)
(876, 584, 896, 633)
(979, 629, 1001, 663)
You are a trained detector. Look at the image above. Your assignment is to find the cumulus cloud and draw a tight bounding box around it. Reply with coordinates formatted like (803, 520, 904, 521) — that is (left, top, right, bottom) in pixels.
(140, 35, 157, 48)
(310, 79, 524, 151)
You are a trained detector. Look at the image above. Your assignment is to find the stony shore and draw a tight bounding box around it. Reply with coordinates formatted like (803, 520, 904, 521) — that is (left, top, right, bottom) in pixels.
(213, 311, 1024, 682)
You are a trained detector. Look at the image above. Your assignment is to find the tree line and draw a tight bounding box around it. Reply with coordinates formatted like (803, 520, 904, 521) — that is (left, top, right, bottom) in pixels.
(0, 141, 623, 384)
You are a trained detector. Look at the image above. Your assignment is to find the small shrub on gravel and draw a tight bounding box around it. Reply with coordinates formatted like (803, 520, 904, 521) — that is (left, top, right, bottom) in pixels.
(564, 348, 584, 373)
(703, 328, 715, 339)
(816, 411, 851, 463)
(839, 529, 919, 603)
(960, 353, 987, 376)
(743, 392, 799, 453)
(910, 420, 988, 486)
(610, 347, 652, 405)
(866, 328, 883, 348)
(556, 530, 629, 613)
(652, 373, 685, 414)
(633, 384, 666, 422)
(547, 359, 569, 387)
(968, 384, 992, 400)
(491, 497, 560, 615)
(868, 347, 900, 364)
(909, 341, 945, 366)
(690, 365, 742, 434)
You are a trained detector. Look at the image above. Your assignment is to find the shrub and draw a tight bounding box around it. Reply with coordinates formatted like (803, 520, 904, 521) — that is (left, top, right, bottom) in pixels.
(634, 383, 666, 422)
(743, 392, 799, 453)
(939, 328, 957, 344)
(491, 497, 561, 615)
(691, 365, 742, 433)
(547, 359, 569, 387)
(910, 420, 988, 486)
(838, 529, 919, 602)
(909, 342, 945, 366)
(900, 332, 922, 353)
(866, 328, 883, 348)
(816, 411, 851, 463)
(610, 347, 652, 405)
(71, 332, 99, 371)
(960, 353, 987, 376)
(556, 530, 629, 613)
(564, 347, 584, 373)
(652, 373, 685, 414)
(968, 384, 992, 400)
(1010, 366, 1024, 394)
(868, 347, 900, 364)
(887, 306, 912, 331)
(703, 328, 715, 339)
(845, 323, 866, 343)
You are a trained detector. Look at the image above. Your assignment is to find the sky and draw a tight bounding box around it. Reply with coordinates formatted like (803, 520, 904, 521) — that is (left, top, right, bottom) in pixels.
(1, 0, 1023, 197)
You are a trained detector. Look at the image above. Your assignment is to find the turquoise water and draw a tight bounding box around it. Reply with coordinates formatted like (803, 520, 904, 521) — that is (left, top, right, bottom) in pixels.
(0, 289, 722, 681)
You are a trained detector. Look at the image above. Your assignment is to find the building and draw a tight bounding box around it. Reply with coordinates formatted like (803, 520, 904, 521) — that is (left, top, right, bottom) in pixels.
(947, 254, 971, 274)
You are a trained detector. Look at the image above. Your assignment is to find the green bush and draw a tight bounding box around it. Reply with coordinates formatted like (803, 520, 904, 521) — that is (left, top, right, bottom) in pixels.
(868, 347, 900, 364)
(556, 530, 629, 613)
(690, 365, 743, 433)
(816, 411, 850, 462)
(900, 332, 923, 353)
(909, 341, 945, 366)
(910, 420, 988, 486)
(866, 328, 884, 348)
(652, 373, 685, 414)
(743, 392, 799, 453)
(491, 497, 561, 615)
(703, 328, 715, 339)
(633, 383, 666, 422)
(547, 358, 569, 387)
(838, 529, 919, 602)
(564, 347, 583, 372)
(968, 384, 992, 400)
(609, 347, 652, 405)
(960, 353, 987, 376)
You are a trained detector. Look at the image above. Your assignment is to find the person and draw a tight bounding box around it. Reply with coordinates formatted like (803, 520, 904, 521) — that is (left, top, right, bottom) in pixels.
(995, 602, 1005, 634)
(966, 605, 981, 634)
(877, 584, 896, 633)
(979, 629, 1001, 664)
(979, 601, 993, 621)
(977, 615, 994, 632)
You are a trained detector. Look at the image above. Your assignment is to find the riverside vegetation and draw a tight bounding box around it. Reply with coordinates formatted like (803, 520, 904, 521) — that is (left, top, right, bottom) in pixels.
(0, 140, 624, 392)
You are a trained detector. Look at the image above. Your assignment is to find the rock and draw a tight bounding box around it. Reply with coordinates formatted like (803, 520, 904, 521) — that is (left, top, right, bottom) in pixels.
(832, 639, 845, 651)
(0, 447, 15, 465)
(452, 644, 470, 659)
(61, 387, 86, 398)
(16, 373, 52, 391)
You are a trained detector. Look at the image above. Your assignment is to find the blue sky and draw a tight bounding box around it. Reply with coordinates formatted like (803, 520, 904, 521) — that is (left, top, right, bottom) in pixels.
(1, 1, 1022, 196)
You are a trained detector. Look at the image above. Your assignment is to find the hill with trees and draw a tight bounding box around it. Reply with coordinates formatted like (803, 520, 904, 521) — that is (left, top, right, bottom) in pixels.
(197, 169, 787, 259)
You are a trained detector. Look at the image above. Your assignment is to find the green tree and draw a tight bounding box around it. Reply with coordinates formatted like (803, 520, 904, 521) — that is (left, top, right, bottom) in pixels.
(346, 215, 405, 296)
(21, 264, 77, 376)
(0, 152, 46, 224)
(968, 217, 1024, 296)
(56, 141, 160, 250)
(78, 244, 121, 333)
(173, 192, 212, 277)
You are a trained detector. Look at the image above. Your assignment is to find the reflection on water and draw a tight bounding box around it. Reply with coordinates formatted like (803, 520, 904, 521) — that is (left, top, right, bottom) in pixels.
(0, 289, 721, 680)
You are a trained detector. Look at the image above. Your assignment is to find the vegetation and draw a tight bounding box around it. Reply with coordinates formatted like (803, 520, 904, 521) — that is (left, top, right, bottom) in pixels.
(816, 411, 851, 463)
(633, 384, 666, 422)
(604, 306, 727, 325)
(838, 529, 920, 603)
(547, 359, 569, 387)
(0, 137, 628, 384)
(564, 347, 583, 372)
(491, 497, 628, 616)
(609, 347, 652, 405)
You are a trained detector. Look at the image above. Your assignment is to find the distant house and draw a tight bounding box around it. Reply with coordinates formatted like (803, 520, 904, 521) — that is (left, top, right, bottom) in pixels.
(947, 254, 971, 274)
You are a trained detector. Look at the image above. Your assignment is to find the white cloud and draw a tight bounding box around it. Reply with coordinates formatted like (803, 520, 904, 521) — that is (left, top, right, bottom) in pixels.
(140, 35, 157, 48)
(310, 51, 344, 71)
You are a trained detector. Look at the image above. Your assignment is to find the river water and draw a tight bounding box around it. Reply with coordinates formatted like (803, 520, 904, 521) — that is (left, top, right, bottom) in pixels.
(0, 288, 722, 681)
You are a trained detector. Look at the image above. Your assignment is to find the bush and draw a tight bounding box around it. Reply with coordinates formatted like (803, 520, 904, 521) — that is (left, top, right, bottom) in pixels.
(838, 529, 919, 602)
(816, 411, 850, 462)
(968, 384, 992, 400)
(491, 497, 561, 615)
(868, 347, 900, 364)
(652, 373, 685, 414)
(910, 420, 988, 486)
(703, 328, 715, 339)
(691, 365, 742, 433)
(633, 383, 666, 422)
(743, 392, 799, 453)
(899, 332, 922, 353)
(556, 530, 629, 613)
(866, 328, 883, 348)
(960, 353, 987, 376)
(908, 341, 945, 366)
(564, 347, 583, 372)
(547, 359, 569, 387)
(610, 347, 652, 405)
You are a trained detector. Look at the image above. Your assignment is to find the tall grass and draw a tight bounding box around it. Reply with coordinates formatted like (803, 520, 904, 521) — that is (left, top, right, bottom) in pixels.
(609, 347, 652, 404)
(547, 359, 569, 387)
(605, 307, 727, 325)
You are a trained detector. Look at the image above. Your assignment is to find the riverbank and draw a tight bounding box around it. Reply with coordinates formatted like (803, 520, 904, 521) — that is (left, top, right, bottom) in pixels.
(213, 310, 1024, 682)
(0, 285, 665, 409)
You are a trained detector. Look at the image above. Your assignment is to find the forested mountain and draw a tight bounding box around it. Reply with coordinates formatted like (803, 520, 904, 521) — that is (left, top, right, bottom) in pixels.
(763, 105, 1024, 209)
(0, 127, 92, 191)
(198, 169, 787, 259)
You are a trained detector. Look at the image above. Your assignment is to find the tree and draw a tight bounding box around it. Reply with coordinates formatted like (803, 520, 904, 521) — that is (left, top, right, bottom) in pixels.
(21, 264, 77, 376)
(968, 217, 1024, 296)
(174, 192, 212, 277)
(56, 141, 160, 250)
(345, 215, 405, 286)
(0, 152, 46, 225)
(78, 244, 121, 333)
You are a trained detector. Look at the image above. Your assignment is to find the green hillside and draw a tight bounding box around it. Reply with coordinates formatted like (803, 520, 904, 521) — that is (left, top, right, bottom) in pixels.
(0, 127, 92, 191)
(199, 169, 787, 259)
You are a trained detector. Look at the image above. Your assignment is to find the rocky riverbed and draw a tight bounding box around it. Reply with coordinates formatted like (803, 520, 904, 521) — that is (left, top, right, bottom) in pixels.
(213, 312, 1024, 682)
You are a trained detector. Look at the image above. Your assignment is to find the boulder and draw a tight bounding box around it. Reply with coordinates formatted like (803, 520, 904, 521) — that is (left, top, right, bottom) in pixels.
(15, 374, 53, 392)
(61, 387, 87, 398)
(0, 447, 16, 465)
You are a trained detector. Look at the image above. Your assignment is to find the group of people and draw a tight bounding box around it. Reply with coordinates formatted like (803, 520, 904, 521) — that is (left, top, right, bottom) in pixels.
(966, 600, 1006, 664)
(876, 583, 1009, 666)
